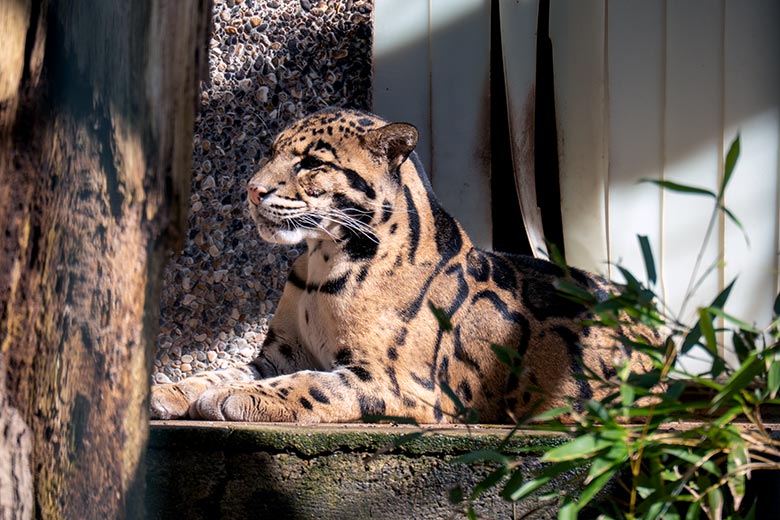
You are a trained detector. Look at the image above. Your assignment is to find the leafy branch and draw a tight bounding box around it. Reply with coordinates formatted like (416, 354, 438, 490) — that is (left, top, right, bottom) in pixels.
(453, 135, 780, 519)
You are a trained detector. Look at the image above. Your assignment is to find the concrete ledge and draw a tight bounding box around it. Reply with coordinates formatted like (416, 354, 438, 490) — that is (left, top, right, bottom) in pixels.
(145, 421, 565, 519)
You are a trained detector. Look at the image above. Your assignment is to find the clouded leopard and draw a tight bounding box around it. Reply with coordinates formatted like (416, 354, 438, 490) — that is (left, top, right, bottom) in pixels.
(150, 108, 656, 423)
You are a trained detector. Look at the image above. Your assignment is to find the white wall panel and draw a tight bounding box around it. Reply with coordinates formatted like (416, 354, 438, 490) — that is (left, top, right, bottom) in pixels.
(372, 0, 432, 173)
(554, 0, 778, 370)
(722, 0, 780, 339)
(606, 1, 665, 285)
(375, 1, 779, 343)
(662, 0, 724, 329)
(374, 0, 493, 248)
(549, 0, 608, 274)
(429, 0, 492, 248)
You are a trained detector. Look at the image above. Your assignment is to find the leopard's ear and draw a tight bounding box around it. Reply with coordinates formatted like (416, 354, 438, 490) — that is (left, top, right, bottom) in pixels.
(364, 122, 419, 171)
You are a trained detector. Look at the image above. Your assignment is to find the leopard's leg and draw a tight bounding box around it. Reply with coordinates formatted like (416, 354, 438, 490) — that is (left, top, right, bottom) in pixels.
(150, 366, 260, 419)
(151, 263, 310, 420)
(190, 367, 424, 423)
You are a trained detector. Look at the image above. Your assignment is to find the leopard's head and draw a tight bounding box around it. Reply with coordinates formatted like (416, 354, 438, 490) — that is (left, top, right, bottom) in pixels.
(246, 109, 418, 245)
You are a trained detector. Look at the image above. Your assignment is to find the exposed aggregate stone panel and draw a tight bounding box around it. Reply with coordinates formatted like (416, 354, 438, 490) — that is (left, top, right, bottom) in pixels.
(154, 0, 373, 383)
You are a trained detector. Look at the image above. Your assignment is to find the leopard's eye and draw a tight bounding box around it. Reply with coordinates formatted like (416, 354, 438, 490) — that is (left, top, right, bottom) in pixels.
(300, 155, 325, 170)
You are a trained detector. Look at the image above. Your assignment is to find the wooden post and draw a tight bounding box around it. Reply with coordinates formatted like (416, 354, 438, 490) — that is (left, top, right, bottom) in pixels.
(0, 0, 210, 517)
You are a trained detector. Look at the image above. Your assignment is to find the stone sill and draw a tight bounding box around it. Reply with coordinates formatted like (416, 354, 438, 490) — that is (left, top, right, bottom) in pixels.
(145, 421, 565, 519)
(145, 421, 780, 519)
(148, 420, 563, 456)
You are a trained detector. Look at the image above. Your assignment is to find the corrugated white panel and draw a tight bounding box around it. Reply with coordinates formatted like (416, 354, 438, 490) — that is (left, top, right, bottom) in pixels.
(549, 0, 609, 274)
(662, 0, 725, 334)
(429, 0, 492, 248)
(499, 0, 543, 257)
(554, 0, 779, 371)
(372, 0, 432, 173)
(722, 0, 780, 337)
(373, 0, 493, 248)
(606, 1, 665, 286)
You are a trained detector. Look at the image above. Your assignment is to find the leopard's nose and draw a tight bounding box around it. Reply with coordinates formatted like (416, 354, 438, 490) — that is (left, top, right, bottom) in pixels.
(247, 182, 269, 206)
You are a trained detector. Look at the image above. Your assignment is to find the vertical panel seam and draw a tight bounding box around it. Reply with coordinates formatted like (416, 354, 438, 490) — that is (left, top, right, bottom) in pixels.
(659, 0, 668, 305)
(775, 119, 780, 306)
(603, 0, 611, 279)
(717, 0, 727, 355)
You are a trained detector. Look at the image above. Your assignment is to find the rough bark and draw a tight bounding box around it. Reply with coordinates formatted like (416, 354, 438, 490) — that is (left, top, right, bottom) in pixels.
(0, 0, 210, 518)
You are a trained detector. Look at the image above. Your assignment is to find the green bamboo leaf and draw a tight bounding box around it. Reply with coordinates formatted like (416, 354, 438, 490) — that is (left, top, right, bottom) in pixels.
(490, 344, 522, 372)
(684, 500, 702, 520)
(506, 460, 581, 501)
(542, 436, 601, 463)
(440, 380, 465, 414)
(542, 432, 620, 463)
(642, 499, 668, 519)
(528, 406, 572, 423)
(702, 307, 761, 334)
(707, 485, 724, 520)
(554, 279, 597, 306)
(506, 475, 551, 502)
(428, 301, 452, 331)
(558, 500, 577, 520)
(587, 444, 628, 481)
(547, 241, 569, 275)
(662, 506, 682, 520)
(726, 435, 749, 511)
(667, 380, 687, 401)
(664, 448, 720, 475)
(732, 331, 752, 361)
(711, 354, 764, 409)
(711, 278, 737, 310)
(721, 134, 741, 196)
(683, 280, 737, 353)
(620, 383, 635, 408)
(499, 469, 527, 501)
(713, 405, 746, 427)
(592, 299, 628, 314)
(698, 308, 718, 357)
(681, 323, 703, 354)
(578, 466, 620, 510)
(638, 235, 657, 285)
(584, 399, 612, 423)
(768, 358, 780, 399)
(721, 206, 750, 246)
(449, 485, 464, 504)
(616, 265, 643, 291)
(641, 179, 717, 198)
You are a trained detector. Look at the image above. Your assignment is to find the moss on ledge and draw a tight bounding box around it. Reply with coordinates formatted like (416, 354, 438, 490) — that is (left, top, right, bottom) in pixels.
(146, 421, 568, 519)
(148, 420, 565, 457)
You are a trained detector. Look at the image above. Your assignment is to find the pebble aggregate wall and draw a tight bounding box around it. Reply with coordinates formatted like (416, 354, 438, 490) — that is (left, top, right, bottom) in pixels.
(154, 0, 373, 383)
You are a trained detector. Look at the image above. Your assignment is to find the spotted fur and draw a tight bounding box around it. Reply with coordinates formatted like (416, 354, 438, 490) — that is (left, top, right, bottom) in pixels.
(150, 108, 657, 423)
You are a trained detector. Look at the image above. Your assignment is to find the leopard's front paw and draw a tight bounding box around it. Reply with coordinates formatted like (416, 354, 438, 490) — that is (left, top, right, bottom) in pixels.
(191, 384, 298, 422)
(150, 384, 192, 419)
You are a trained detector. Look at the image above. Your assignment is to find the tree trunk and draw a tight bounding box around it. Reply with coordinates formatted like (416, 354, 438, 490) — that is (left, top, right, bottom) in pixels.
(0, 0, 210, 518)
